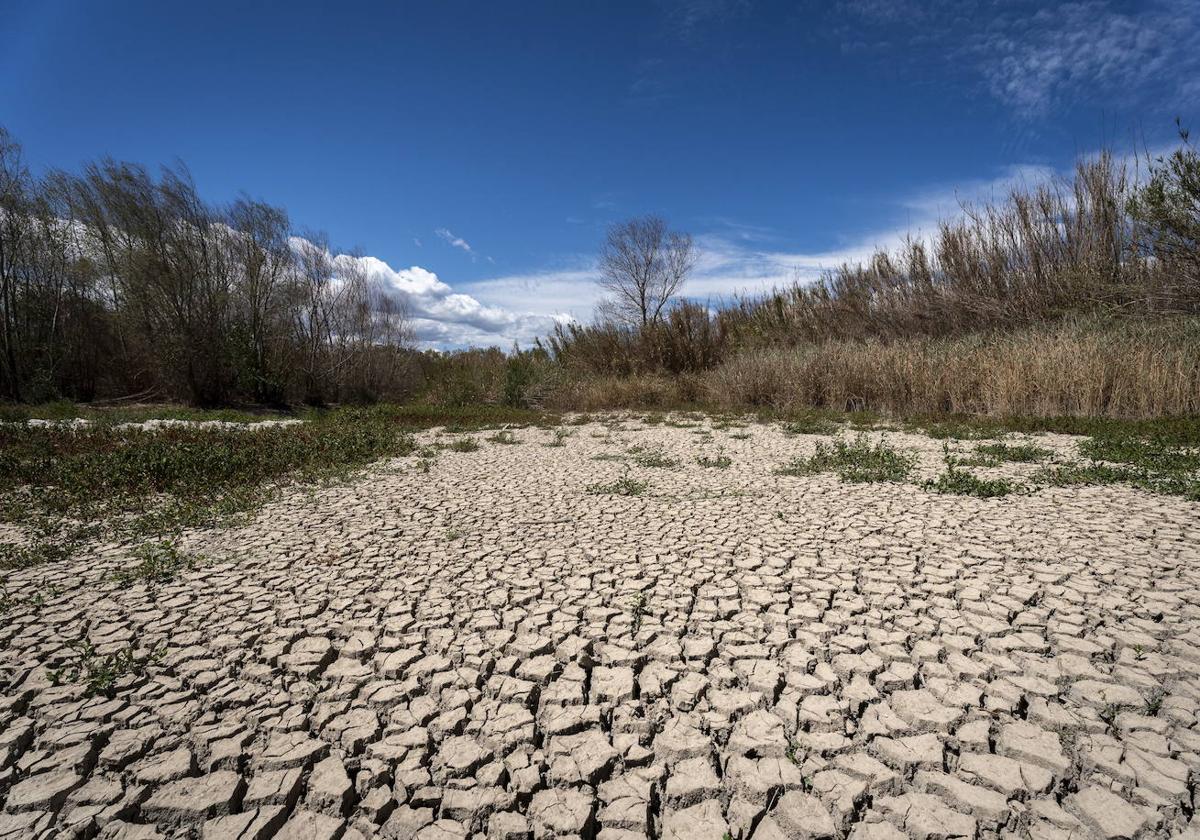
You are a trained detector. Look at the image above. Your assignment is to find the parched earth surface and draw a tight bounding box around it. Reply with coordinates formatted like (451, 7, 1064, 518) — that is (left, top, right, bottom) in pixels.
(2, 416, 1199, 840)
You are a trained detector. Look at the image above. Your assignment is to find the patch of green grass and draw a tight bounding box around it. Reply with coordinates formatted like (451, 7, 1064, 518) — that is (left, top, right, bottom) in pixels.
(0, 400, 279, 425)
(975, 442, 1053, 463)
(447, 437, 480, 452)
(782, 416, 839, 435)
(545, 428, 574, 447)
(632, 448, 678, 469)
(47, 639, 166, 698)
(1078, 436, 1200, 474)
(1034, 460, 1199, 499)
(696, 452, 732, 469)
(0, 409, 418, 519)
(913, 417, 1009, 441)
(1032, 435, 1200, 500)
(112, 540, 198, 586)
(925, 468, 1014, 498)
(728, 431, 752, 440)
(586, 472, 649, 496)
(775, 434, 915, 483)
(0, 518, 99, 571)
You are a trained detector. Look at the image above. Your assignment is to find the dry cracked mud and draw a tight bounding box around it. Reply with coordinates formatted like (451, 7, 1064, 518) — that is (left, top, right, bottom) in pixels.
(2, 416, 1198, 840)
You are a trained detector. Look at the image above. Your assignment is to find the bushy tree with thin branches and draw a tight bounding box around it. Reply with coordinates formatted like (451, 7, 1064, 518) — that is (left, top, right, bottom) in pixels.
(597, 215, 695, 328)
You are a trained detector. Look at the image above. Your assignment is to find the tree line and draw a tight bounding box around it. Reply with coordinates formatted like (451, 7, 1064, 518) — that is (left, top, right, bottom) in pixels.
(0, 127, 414, 406)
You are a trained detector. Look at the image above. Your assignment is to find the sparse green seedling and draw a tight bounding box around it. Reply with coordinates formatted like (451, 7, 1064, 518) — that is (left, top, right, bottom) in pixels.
(925, 469, 1014, 498)
(975, 442, 1052, 463)
(446, 528, 463, 541)
(629, 592, 648, 635)
(112, 540, 197, 587)
(729, 431, 752, 440)
(48, 638, 166, 698)
(488, 430, 521, 445)
(632, 448, 678, 469)
(0, 584, 14, 615)
(782, 416, 838, 436)
(449, 437, 480, 452)
(417, 457, 436, 473)
(924, 441, 1015, 497)
(1098, 703, 1119, 728)
(1145, 689, 1166, 716)
(587, 469, 649, 497)
(696, 450, 732, 469)
(776, 434, 914, 483)
(545, 428, 574, 447)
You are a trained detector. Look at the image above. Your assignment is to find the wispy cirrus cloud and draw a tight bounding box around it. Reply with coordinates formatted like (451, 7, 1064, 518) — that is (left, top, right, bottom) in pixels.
(834, 0, 1200, 117)
(973, 0, 1200, 116)
(435, 227, 474, 255)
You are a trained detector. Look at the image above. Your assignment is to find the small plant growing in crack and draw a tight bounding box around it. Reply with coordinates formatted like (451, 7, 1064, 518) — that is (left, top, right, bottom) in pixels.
(545, 428, 574, 447)
(1098, 702, 1119, 728)
(1132, 644, 1146, 661)
(112, 540, 198, 587)
(632, 447, 678, 469)
(448, 437, 480, 452)
(446, 528, 463, 541)
(587, 468, 649, 497)
(629, 592, 648, 635)
(48, 639, 167, 698)
(696, 449, 732, 469)
(776, 433, 915, 483)
(0, 584, 16, 615)
(1145, 688, 1166, 716)
(924, 442, 1014, 498)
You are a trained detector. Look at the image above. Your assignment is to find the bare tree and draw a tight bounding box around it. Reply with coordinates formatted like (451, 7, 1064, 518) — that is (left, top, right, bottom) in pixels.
(597, 215, 695, 327)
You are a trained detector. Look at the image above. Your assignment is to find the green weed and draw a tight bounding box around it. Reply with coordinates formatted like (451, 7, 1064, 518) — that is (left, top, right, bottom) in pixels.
(696, 451, 732, 469)
(47, 639, 166, 698)
(545, 428, 574, 447)
(632, 448, 678, 469)
(975, 442, 1053, 463)
(112, 540, 198, 586)
(776, 434, 914, 483)
(587, 470, 649, 497)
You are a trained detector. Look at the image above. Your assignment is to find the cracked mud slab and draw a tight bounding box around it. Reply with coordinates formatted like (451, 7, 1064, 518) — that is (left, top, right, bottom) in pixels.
(2, 416, 1198, 839)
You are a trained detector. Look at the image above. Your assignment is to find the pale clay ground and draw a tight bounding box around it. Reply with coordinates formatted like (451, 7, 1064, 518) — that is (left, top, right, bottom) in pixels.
(1, 416, 1199, 840)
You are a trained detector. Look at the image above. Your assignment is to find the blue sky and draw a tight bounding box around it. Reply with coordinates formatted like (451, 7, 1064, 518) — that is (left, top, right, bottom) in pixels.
(4, 0, 1197, 347)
